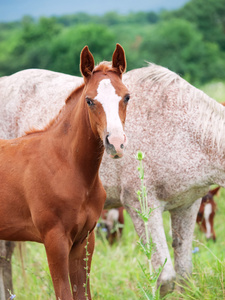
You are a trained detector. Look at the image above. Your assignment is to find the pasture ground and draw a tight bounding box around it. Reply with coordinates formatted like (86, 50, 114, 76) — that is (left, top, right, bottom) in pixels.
(12, 193, 225, 299)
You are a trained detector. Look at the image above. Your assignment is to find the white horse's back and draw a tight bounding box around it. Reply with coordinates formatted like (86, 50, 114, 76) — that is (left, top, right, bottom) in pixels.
(0, 69, 82, 138)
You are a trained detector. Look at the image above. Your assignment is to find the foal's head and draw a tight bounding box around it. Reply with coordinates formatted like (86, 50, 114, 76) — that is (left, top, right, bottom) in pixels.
(80, 44, 130, 159)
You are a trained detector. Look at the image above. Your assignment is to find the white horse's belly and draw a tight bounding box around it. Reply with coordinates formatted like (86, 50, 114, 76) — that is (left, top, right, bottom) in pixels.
(162, 186, 209, 211)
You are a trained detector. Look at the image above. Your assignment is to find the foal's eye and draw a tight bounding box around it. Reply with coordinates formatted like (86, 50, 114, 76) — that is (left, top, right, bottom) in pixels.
(86, 97, 94, 107)
(124, 94, 130, 104)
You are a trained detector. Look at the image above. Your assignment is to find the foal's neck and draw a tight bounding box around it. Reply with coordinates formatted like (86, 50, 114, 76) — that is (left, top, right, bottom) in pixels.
(51, 92, 104, 183)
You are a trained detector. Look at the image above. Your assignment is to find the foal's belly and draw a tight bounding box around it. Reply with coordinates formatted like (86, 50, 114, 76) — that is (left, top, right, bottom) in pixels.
(0, 218, 42, 243)
(0, 194, 42, 242)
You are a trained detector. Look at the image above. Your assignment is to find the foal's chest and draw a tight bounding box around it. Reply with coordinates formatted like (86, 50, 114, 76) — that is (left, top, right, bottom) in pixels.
(70, 182, 106, 243)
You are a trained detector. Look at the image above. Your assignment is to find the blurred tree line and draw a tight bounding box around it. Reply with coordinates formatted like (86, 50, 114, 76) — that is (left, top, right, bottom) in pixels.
(0, 0, 225, 85)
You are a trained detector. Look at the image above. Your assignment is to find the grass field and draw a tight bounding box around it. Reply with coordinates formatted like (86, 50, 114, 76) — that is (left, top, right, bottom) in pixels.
(12, 212, 145, 300)
(12, 192, 225, 299)
(12, 82, 225, 299)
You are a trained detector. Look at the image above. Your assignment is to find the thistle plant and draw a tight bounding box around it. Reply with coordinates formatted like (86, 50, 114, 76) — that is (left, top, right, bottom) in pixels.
(135, 150, 166, 300)
(83, 232, 90, 300)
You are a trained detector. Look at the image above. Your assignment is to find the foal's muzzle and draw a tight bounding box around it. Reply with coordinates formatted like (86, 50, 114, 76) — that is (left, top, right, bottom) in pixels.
(105, 133, 127, 159)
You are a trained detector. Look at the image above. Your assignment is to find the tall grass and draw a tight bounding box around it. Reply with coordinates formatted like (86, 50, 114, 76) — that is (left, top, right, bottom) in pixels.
(12, 212, 144, 300)
(165, 188, 225, 300)
(12, 190, 225, 299)
(12, 82, 225, 299)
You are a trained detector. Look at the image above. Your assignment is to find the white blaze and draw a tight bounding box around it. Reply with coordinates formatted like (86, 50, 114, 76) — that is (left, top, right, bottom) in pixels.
(95, 79, 123, 135)
(204, 203, 212, 239)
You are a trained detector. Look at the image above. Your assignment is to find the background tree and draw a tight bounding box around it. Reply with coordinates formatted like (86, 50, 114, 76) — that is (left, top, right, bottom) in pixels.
(166, 0, 225, 51)
(0, 0, 225, 84)
(49, 24, 117, 75)
(139, 18, 225, 84)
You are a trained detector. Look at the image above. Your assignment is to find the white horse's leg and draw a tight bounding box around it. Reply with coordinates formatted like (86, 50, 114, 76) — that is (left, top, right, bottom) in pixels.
(170, 199, 201, 286)
(122, 188, 176, 296)
(147, 205, 176, 296)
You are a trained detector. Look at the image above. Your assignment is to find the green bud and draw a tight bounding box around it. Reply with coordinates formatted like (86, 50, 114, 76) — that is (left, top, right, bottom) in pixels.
(136, 150, 145, 161)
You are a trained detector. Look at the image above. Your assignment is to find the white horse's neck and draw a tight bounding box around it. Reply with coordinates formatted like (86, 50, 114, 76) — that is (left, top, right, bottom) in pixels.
(124, 65, 225, 189)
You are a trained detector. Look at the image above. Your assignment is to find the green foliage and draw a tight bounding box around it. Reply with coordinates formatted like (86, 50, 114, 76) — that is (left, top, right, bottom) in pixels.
(57, 13, 99, 27)
(139, 18, 225, 84)
(0, 0, 225, 84)
(0, 18, 117, 76)
(49, 24, 116, 75)
(171, 0, 225, 51)
(0, 16, 62, 75)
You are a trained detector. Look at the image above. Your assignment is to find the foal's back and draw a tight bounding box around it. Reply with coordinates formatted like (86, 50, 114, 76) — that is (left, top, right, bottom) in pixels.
(0, 133, 47, 242)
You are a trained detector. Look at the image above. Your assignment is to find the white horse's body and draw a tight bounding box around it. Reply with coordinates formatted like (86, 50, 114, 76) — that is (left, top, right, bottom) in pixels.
(0, 69, 83, 139)
(1, 66, 225, 295)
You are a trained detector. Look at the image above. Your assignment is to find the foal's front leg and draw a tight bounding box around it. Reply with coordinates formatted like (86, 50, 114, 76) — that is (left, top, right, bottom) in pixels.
(43, 228, 73, 300)
(69, 231, 95, 300)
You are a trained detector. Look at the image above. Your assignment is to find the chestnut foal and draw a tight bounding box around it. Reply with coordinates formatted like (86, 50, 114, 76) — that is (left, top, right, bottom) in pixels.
(197, 187, 219, 241)
(0, 44, 129, 300)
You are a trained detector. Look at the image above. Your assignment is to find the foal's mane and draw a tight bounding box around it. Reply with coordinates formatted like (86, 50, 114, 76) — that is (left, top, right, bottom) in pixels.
(137, 63, 225, 151)
(137, 63, 180, 89)
(92, 61, 120, 75)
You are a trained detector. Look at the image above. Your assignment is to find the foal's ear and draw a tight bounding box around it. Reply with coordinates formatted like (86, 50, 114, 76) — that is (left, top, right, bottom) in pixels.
(112, 44, 126, 76)
(80, 46, 95, 79)
(210, 186, 221, 196)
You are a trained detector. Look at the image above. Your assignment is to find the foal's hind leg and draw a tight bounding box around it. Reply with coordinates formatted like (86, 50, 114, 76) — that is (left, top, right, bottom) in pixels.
(170, 199, 201, 289)
(69, 231, 95, 300)
(43, 228, 73, 300)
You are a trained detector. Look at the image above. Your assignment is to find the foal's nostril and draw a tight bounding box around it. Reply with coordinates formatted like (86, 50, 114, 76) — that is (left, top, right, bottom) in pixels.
(105, 134, 110, 145)
(105, 134, 125, 157)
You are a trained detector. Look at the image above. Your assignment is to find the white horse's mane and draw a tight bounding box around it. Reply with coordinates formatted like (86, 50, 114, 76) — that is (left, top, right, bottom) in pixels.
(136, 63, 225, 152)
(137, 62, 180, 87)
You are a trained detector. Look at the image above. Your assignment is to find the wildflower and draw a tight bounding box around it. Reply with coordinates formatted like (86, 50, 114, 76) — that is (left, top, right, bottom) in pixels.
(192, 247, 199, 254)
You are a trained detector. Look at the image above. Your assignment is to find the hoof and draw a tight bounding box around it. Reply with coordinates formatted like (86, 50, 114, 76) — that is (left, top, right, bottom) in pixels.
(158, 273, 176, 297)
(160, 280, 175, 297)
